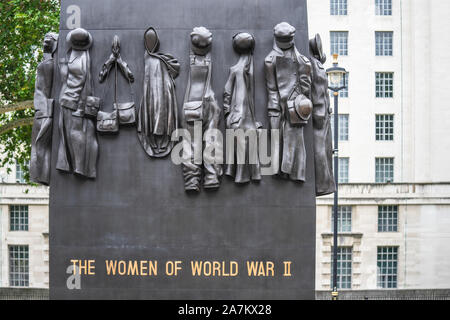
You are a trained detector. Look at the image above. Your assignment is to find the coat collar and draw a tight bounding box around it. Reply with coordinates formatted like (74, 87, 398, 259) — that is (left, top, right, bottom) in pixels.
(272, 40, 301, 62)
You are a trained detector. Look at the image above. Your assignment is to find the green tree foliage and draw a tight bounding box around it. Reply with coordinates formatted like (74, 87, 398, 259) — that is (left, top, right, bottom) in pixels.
(0, 0, 60, 180)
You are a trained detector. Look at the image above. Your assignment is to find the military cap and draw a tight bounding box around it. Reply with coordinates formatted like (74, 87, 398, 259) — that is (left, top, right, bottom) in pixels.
(274, 22, 296, 42)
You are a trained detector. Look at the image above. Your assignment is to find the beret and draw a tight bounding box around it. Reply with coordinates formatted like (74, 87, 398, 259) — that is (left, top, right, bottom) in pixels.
(274, 22, 296, 42)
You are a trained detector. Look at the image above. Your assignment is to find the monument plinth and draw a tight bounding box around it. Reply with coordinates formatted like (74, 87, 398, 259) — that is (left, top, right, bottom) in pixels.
(49, 0, 316, 299)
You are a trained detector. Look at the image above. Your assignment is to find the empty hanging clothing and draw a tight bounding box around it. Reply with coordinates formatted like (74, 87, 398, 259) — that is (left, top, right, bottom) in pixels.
(97, 35, 136, 133)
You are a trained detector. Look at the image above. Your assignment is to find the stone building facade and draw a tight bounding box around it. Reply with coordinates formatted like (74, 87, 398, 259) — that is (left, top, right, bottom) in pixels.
(308, 0, 450, 291)
(0, 162, 49, 288)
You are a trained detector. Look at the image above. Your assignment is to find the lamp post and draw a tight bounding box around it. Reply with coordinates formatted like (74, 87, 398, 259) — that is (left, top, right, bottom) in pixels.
(326, 53, 347, 301)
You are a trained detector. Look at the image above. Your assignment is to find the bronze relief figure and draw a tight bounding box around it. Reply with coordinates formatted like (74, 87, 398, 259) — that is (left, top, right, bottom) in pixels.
(182, 26, 223, 191)
(310, 34, 335, 196)
(56, 28, 99, 178)
(264, 22, 313, 182)
(30, 32, 58, 185)
(97, 35, 136, 134)
(136, 27, 180, 158)
(224, 32, 262, 183)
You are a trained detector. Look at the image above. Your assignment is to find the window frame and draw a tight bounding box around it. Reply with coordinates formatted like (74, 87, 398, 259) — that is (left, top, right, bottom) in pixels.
(338, 157, 350, 183)
(375, 72, 394, 98)
(330, 0, 348, 16)
(378, 205, 399, 232)
(331, 246, 353, 289)
(15, 160, 29, 184)
(377, 246, 398, 289)
(331, 114, 350, 142)
(375, 114, 394, 141)
(332, 205, 352, 233)
(375, 0, 393, 16)
(375, 157, 394, 183)
(9, 245, 30, 287)
(9, 205, 29, 232)
(375, 31, 394, 56)
(330, 31, 349, 56)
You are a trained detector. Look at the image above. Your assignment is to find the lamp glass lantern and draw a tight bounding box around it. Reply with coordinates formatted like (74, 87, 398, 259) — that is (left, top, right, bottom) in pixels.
(326, 54, 347, 92)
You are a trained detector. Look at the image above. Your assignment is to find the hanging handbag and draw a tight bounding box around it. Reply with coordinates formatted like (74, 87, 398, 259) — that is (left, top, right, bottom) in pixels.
(97, 107, 119, 133)
(117, 78, 136, 125)
(96, 61, 120, 134)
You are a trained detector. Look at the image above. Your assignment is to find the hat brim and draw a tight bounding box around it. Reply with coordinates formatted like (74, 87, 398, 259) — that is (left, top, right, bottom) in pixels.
(66, 30, 93, 51)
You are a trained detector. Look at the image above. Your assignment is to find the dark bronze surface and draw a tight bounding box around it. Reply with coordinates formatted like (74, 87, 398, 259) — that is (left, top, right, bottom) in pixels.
(56, 28, 99, 178)
(50, 0, 315, 300)
(182, 27, 222, 191)
(30, 32, 59, 185)
(136, 27, 180, 158)
(264, 22, 312, 182)
(224, 32, 262, 183)
(310, 34, 335, 196)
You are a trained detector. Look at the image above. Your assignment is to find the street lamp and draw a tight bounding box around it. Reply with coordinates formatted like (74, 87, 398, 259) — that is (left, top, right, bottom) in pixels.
(326, 53, 347, 301)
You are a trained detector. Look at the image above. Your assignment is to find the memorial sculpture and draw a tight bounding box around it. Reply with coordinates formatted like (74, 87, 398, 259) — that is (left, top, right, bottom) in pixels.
(264, 22, 312, 182)
(182, 26, 223, 192)
(97, 35, 136, 134)
(310, 34, 336, 196)
(30, 32, 59, 185)
(137, 27, 180, 158)
(56, 28, 99, 178)
(223, 32, 262, 183)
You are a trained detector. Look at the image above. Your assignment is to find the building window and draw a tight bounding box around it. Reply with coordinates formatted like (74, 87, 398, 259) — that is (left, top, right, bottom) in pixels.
(377, 246, 398, 288)
(331, 247, 352, 289)
(331, 114, 349, 141)
(375, 72, 394, 98)
(378, 205, 398, 232)
(338, 158, 349, 183)
(330, 0, 347, 15)
(330, 31, 348, 56)
(10, 205, 29, 231)
(375, 157, 394, 183)
(9, 245, 29, 287)
(376, 0, 392, 16)
(332, 206, 352, 233)
(376, 31, 393, 56)
(15, 160, 29, 183)
(376, 114, 394, 141)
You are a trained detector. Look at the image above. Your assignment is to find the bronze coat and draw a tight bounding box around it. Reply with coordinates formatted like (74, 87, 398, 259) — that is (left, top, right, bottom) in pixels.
(311, 57, 335, 196)
(223, 54, 261, 183)
(264, 43, 312, 181)
(30, 55, 55, 185)
(56, 49, 98, 178)
(137, 52, 180, 158)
